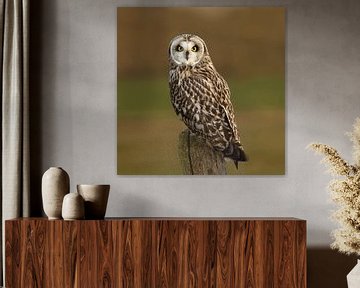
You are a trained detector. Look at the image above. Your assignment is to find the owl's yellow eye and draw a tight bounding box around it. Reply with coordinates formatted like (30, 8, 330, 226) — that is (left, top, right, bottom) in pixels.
(191, 45, 199, 52)
(176, 45, 183, 52)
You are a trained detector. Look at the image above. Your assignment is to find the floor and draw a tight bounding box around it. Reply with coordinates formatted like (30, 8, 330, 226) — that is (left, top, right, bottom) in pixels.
(308, 248, 357, 288)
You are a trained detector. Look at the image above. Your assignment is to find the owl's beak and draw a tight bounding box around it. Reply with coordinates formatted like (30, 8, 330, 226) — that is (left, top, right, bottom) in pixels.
(185, 51, 189, 60)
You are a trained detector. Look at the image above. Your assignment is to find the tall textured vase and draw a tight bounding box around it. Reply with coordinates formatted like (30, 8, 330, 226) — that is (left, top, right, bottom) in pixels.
(42, 167, 70, 219)
(347, 260, 360, 288)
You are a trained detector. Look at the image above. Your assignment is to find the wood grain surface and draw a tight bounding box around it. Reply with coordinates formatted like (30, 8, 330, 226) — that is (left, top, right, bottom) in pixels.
(178, 129, 227, 175)
(5, 218, 306, 287)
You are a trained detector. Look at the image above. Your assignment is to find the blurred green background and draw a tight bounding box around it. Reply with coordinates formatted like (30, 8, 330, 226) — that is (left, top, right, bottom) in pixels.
(117, 7, 285, 175)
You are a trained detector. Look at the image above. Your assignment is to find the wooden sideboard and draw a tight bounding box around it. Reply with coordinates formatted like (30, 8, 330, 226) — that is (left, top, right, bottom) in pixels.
(5, 218, 306, 287)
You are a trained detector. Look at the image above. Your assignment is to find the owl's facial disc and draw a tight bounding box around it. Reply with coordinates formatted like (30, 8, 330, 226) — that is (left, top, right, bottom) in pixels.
(170, 37, 205, 66)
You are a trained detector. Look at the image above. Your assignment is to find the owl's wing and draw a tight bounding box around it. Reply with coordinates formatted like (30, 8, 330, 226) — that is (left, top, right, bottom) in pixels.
(174, 75, 241, 150)
(211, 74, 242, 144)
(196, 74, 241, 144)
(206, 75, 247, 163)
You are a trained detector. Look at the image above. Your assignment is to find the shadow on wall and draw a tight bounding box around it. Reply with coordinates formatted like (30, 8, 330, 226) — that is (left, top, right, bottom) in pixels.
(308, 248, 357, 288)
(111, 192, 183, 217)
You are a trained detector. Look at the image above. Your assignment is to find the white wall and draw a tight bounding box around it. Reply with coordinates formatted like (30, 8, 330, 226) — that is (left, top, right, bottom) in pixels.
(36, 0, 360, 246)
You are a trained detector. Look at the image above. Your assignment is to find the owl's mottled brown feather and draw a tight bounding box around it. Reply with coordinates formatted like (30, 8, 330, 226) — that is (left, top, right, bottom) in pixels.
(169, 34, 247, 168)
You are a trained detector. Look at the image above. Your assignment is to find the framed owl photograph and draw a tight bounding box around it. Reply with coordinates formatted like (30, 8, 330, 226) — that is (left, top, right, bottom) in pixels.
(117, 7, 285, 175)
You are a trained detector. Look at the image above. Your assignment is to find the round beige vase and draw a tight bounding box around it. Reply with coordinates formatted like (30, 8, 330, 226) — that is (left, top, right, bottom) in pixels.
(77, 184, 110, 219)
(62, 192, 85, 220)
(42, 167, 70, 219)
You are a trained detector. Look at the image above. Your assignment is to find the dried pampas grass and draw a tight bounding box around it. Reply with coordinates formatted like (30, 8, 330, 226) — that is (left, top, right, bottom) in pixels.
(308, 118, 360, 256)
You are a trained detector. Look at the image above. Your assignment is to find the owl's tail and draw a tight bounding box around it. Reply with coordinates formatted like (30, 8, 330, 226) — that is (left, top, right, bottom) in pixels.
(223, 143, 248, 169)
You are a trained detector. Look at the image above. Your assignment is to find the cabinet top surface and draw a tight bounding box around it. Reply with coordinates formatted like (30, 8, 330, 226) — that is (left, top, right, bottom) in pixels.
(6, 217, 306, 222)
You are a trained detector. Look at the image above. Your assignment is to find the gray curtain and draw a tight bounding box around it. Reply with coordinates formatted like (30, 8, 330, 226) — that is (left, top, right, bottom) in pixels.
(0, 0, 30, 284)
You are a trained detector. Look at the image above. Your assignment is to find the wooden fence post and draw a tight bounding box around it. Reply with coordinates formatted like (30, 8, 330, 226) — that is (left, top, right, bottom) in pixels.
(178, 129, 227, 175)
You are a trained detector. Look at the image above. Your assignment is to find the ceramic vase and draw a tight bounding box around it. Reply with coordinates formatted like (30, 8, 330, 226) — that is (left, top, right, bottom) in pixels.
(347, 259, 360, 288)
(42, 167, 70, 219)
(77, 184, 110, 219)
(62, 192, 85, 220)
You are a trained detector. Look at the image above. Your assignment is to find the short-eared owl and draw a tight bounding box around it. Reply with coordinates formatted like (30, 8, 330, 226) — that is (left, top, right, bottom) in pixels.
(168, 34, 247, 168)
